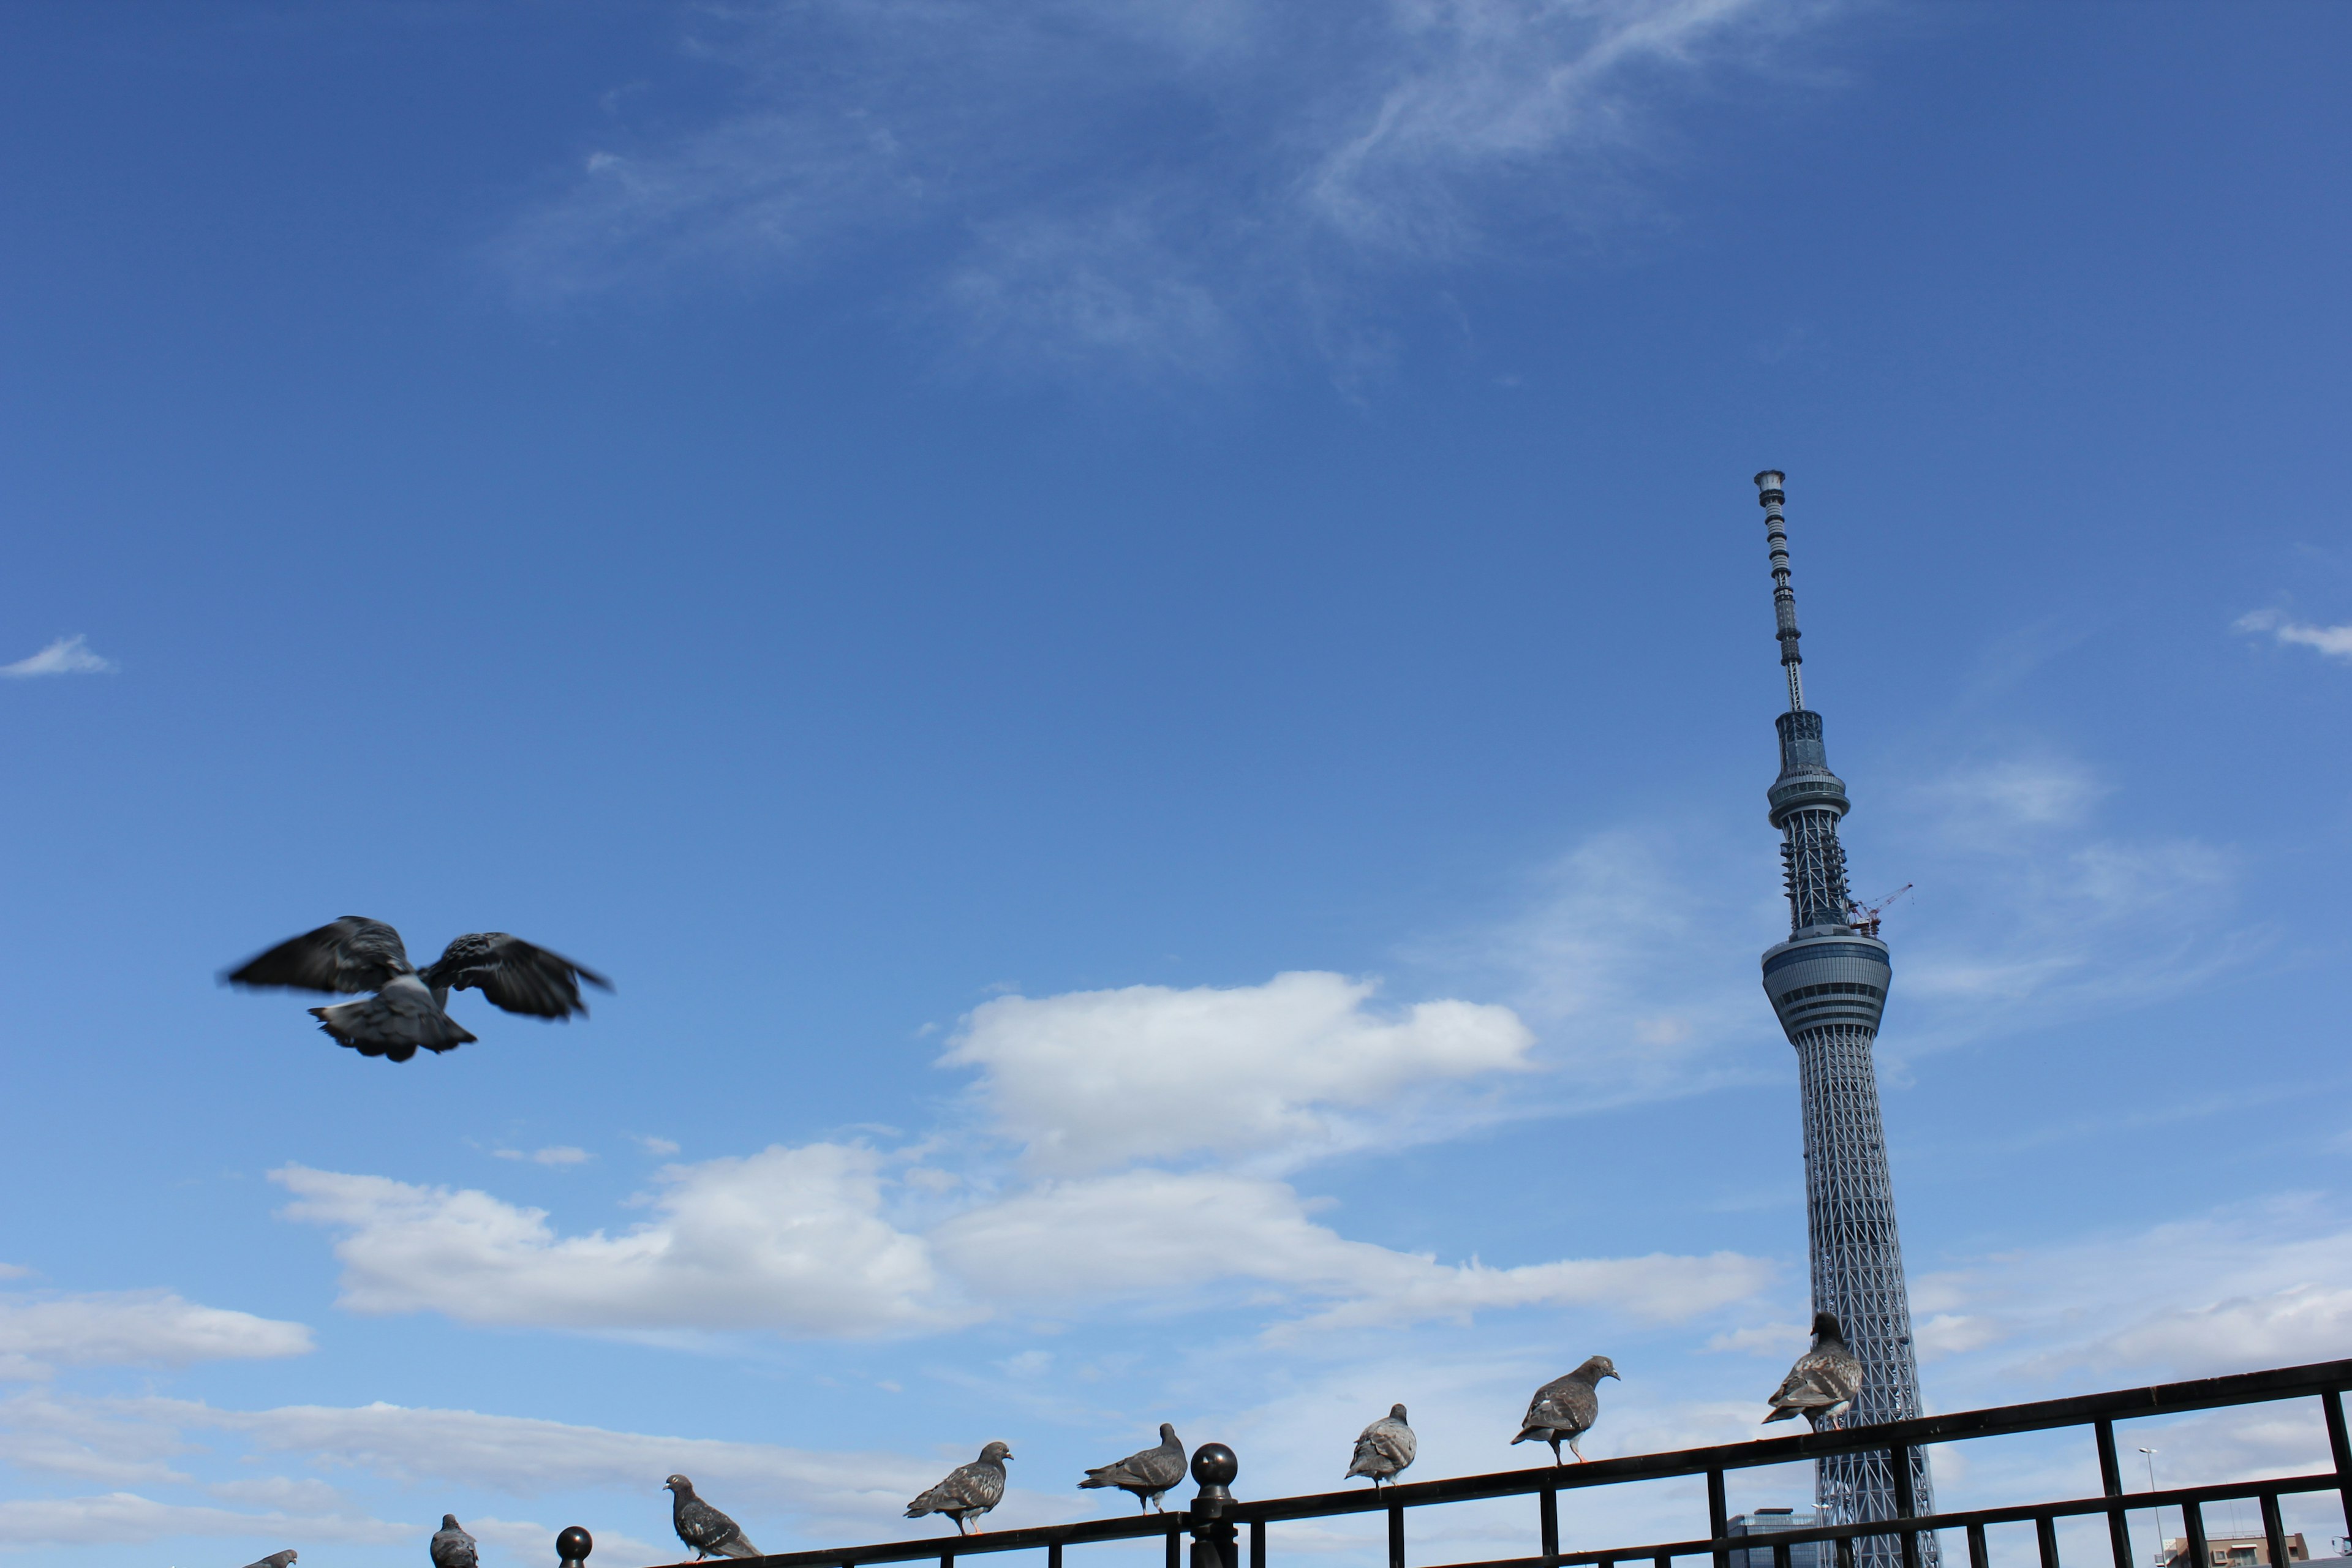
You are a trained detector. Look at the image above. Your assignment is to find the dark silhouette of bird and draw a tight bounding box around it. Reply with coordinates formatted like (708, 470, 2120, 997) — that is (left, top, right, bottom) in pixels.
(1346, 1404, 1416, 1487)
(239, 1553, 297, 1568)
(1080, 1424, 1186, 1512)
(1513, 1355, 1619, 1464)
(225, 917, 610, 1061)
(430, 1513, 478, 1568)
(664, 1474, 760, 1559)
(1763, 1312, 1863, 1426)
(907, 1441, 1012, 1534)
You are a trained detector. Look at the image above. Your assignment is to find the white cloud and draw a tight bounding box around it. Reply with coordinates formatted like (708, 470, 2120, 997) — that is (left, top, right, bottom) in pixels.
(1900, 1196, 2352, 1395)
(632, 1134, 682, 1156)
(0, 1390, 192, 1486)
(943, 971, 1534, 1173)
(0, 1290, 312, 1378)
(495, 1145, 594, 1166)
(0, 635, 113, 678)
(2236, 607, 2352, 660)
(273, 1146, 958, 1337)
(147, 1395, 942, 1534)
(932, 1166, 1771, 1335)
(0, 1489, 404, 1549)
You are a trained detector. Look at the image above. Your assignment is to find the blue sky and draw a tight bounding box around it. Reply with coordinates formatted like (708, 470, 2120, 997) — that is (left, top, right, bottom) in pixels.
(2, 2, 2350, 1564)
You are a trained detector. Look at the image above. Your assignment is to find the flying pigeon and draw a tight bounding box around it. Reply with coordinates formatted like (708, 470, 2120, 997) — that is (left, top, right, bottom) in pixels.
(907, 1441, 1012, 1535)
(1081, 1424, 1187, 1512)
(430, 1513, 479, 1568)
(664, 1474, 761, 1560)
(239, 1553, 297, 1568)
(1346, 1404, 1416, 1487)
(225, 917, 611, 1061)
(1513, 1355, 1619, 1464)
(1763, 1312, 1863, 1426)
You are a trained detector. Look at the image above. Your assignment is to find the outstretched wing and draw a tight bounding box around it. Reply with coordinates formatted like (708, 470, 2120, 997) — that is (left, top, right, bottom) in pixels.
(225, 917, 411, 993)
(423, 933, 613, 1019)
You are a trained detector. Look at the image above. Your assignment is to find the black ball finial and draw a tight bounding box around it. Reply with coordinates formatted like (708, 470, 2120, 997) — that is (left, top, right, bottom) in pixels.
(1191, 1442, 1238, 1489)
(556, 1524, 594, 1566)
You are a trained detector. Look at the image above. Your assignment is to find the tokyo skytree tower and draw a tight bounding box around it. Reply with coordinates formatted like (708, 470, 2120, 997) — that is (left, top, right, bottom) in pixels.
(1749, 471, 1938, 1568)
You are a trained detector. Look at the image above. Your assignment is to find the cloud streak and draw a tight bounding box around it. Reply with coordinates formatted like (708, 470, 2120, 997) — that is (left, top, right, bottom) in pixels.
(496, 0, 1841, 375)
(0, 635, 113, 678)
(2236, 607, 2352, 660)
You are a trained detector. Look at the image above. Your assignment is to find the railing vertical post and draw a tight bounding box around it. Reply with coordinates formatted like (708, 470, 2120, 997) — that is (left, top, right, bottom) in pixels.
(1167, 1523, 1183, 1568)
(2258, 1494, 2289, 1568)
(1189, 1444, 1241, 1568)
(1049, 1543, 1064, 1568)
(1839, 1539, 1857, 1568)
(1967, 1523, 1989, 1568)
(2037, 1513, 2061, 1568)
(1542, 1487, 1561, 1564)
(2183, 1499, 2208, 1568)
(1891, 1442, 1921, 1568)
(1774, 1542, 1793, 1568)
(1709, 1469, 1731, 1568)
(2325, 1389, 2352, 1539)
(942, 1548, 954, 1568)
(1251, 1520, 1266, 1568)
(2097, 1418, 2132, 1568)
(1388, 1502, 1406, 1568)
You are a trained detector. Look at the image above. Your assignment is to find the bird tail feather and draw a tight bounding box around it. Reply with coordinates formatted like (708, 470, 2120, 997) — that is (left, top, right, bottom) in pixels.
(311, 998, 475, 1058)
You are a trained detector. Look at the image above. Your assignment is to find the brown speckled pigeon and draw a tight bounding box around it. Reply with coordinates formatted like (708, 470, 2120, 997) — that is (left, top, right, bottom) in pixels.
(1513, 1355, 1619, 1464)
(907, 1442, 1012, 1535)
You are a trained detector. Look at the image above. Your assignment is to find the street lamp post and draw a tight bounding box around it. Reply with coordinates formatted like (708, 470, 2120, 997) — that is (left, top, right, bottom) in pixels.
(2141, 1449, 2166, 1568)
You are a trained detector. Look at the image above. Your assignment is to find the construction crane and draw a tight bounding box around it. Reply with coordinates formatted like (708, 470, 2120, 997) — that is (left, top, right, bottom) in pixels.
(1845, 883, 1913, 938)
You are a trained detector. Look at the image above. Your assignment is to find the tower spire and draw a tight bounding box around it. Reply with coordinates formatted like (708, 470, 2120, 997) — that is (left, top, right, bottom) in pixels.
(1756, 470, 1805, 713)
(1747, 472, 1937, 1568)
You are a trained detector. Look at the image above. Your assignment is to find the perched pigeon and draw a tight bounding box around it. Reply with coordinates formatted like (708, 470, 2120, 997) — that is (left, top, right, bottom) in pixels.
(239, 1553, 297, 1568)
(665, 1474, 761, 1560)
(1763, 1312, 1863, 1426)
(907, 1441, 1012, 1535)
(1080, 1424, 1187, 1512)
(1346, 1404, 1416, 1487)
(431, 1513, 479, 1568)
(225, 917, 610, 1061)
(1513, 1355, 1619, 1464)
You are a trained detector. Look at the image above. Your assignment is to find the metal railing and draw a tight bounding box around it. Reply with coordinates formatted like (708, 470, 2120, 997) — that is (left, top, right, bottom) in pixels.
(544, 1358, 2352, 1568)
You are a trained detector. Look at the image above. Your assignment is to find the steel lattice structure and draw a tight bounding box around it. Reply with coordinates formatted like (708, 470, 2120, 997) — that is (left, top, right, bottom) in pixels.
(1750, 472, 1938, 1568)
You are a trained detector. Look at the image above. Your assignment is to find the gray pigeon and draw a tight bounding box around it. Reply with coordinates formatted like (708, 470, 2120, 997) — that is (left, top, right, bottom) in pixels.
(431, 1513, 479, 1568)
(907, 1441, 1012, 1535)
(1080, 1424, 1187, 1512)
(1763, 1312, 1863, 1426)
(1346, 1404, 1416, 1487)
(1513, 1355, 1619, 1464)
(664, 1474, 761, 1560)
(239, 1553, 297, 1568)
(225, 917, 610, 1061)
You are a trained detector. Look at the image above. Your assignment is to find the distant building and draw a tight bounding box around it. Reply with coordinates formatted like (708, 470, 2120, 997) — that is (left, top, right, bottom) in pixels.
(2163, 1534, 2309, 1568)
(1732, 1507, 1824, 1568)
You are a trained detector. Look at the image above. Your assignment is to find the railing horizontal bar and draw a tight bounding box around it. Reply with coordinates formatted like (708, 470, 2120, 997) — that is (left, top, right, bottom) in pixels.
(668, 1355, 2352, 1568)
(1411, 1471, 2346, 1568)
(715, 1515, 1184, 1568)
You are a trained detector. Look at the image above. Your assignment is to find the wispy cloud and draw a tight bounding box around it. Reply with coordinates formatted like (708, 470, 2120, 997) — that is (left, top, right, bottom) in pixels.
(2236, 607, 2352, 660)
(0, 635, 114, 678)
(0, 1289, 313, 1379)
(494, 1145, 594, 1166)
(496, 0, 1846, 376)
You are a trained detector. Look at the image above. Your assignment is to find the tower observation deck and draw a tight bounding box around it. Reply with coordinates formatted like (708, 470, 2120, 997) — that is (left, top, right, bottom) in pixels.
(1749, 471, 1937, 1568)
